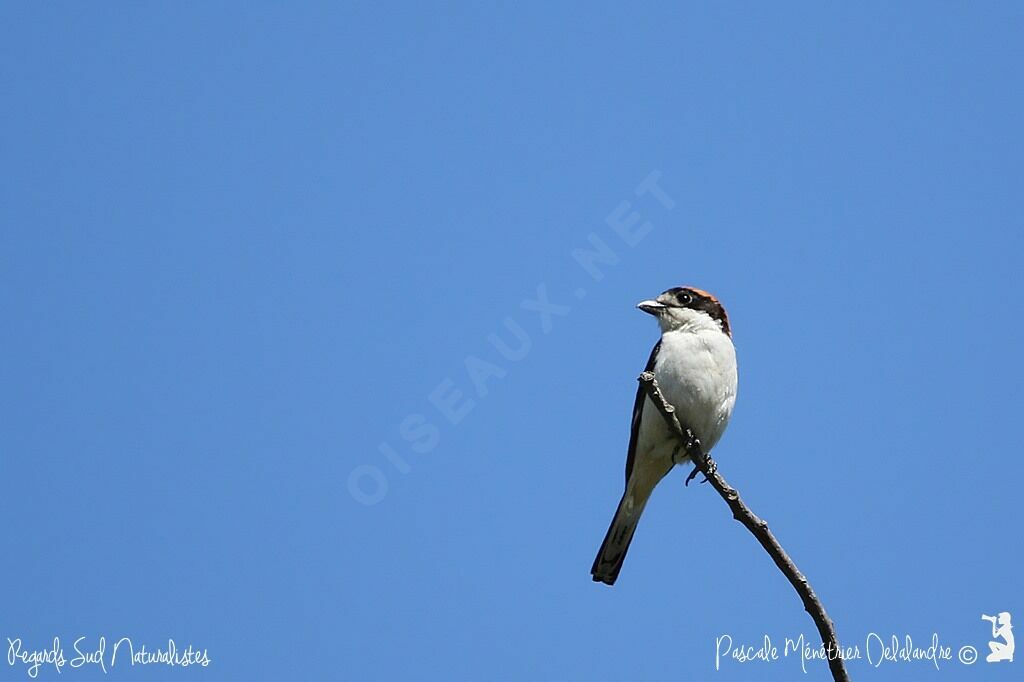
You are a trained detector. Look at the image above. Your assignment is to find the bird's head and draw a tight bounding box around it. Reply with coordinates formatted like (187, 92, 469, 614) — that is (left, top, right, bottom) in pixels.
(637, 286, 731, 336)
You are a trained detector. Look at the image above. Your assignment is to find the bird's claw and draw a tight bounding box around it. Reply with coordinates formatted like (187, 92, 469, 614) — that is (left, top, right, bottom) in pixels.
(684, 455, 716, 487)
(684, 431, 700, 453)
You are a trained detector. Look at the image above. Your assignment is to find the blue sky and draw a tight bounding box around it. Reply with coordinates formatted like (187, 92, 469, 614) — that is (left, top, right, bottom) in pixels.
(2, 3, 1021, 680)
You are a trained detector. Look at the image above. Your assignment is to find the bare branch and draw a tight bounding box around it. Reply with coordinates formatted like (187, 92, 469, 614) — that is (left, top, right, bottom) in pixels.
(639, 371, 850, 682)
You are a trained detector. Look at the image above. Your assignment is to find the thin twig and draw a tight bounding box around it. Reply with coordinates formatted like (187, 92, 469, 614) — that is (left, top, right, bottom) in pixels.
(639, 371, 850, 682)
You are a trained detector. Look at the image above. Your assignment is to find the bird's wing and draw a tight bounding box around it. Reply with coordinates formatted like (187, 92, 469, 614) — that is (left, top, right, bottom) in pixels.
(624, 339, 661, 485)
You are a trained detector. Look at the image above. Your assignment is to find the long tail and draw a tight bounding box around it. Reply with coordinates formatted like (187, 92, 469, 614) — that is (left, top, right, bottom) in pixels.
(591, 487, 652, 585)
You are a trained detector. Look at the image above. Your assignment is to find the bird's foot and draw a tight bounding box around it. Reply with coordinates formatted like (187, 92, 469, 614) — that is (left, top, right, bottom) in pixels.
(680, 431, 704, 486)
(684, 455, 716, 487)
(674, 432, 702, 468)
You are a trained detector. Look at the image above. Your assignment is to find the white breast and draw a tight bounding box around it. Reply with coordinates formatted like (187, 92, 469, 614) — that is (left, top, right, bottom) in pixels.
(638, 327, 737, 462)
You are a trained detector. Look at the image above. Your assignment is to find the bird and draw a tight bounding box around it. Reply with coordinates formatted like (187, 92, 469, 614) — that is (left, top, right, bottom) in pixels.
(591, 286, 738, 585)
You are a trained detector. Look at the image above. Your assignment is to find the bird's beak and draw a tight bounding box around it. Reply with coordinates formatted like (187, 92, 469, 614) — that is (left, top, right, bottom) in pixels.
(637, 299, 665, 316)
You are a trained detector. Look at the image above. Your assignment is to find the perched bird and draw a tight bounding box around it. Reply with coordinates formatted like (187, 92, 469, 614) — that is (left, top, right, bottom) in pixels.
(592, 287, 738, 585)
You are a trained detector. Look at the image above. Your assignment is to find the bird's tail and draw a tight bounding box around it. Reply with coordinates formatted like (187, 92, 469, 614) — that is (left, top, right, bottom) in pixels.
(591, 488, 652, 585)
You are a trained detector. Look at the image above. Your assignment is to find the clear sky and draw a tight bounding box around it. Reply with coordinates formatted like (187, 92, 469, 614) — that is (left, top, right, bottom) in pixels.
(2, 3, 1021, 681)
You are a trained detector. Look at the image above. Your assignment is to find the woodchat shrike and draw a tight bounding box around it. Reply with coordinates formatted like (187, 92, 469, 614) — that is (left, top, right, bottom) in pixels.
(592, 287, 738, 585)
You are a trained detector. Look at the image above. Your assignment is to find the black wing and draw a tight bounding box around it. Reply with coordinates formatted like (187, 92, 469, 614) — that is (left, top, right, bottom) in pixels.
(623, 339, 661, 485)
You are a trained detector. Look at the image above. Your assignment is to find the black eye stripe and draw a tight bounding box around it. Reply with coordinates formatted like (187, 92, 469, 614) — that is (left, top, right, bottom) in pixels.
(661, 286, 732, 337)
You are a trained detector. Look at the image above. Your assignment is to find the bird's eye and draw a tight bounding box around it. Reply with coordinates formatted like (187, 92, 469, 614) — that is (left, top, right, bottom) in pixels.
(678, 292, 692, 305)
